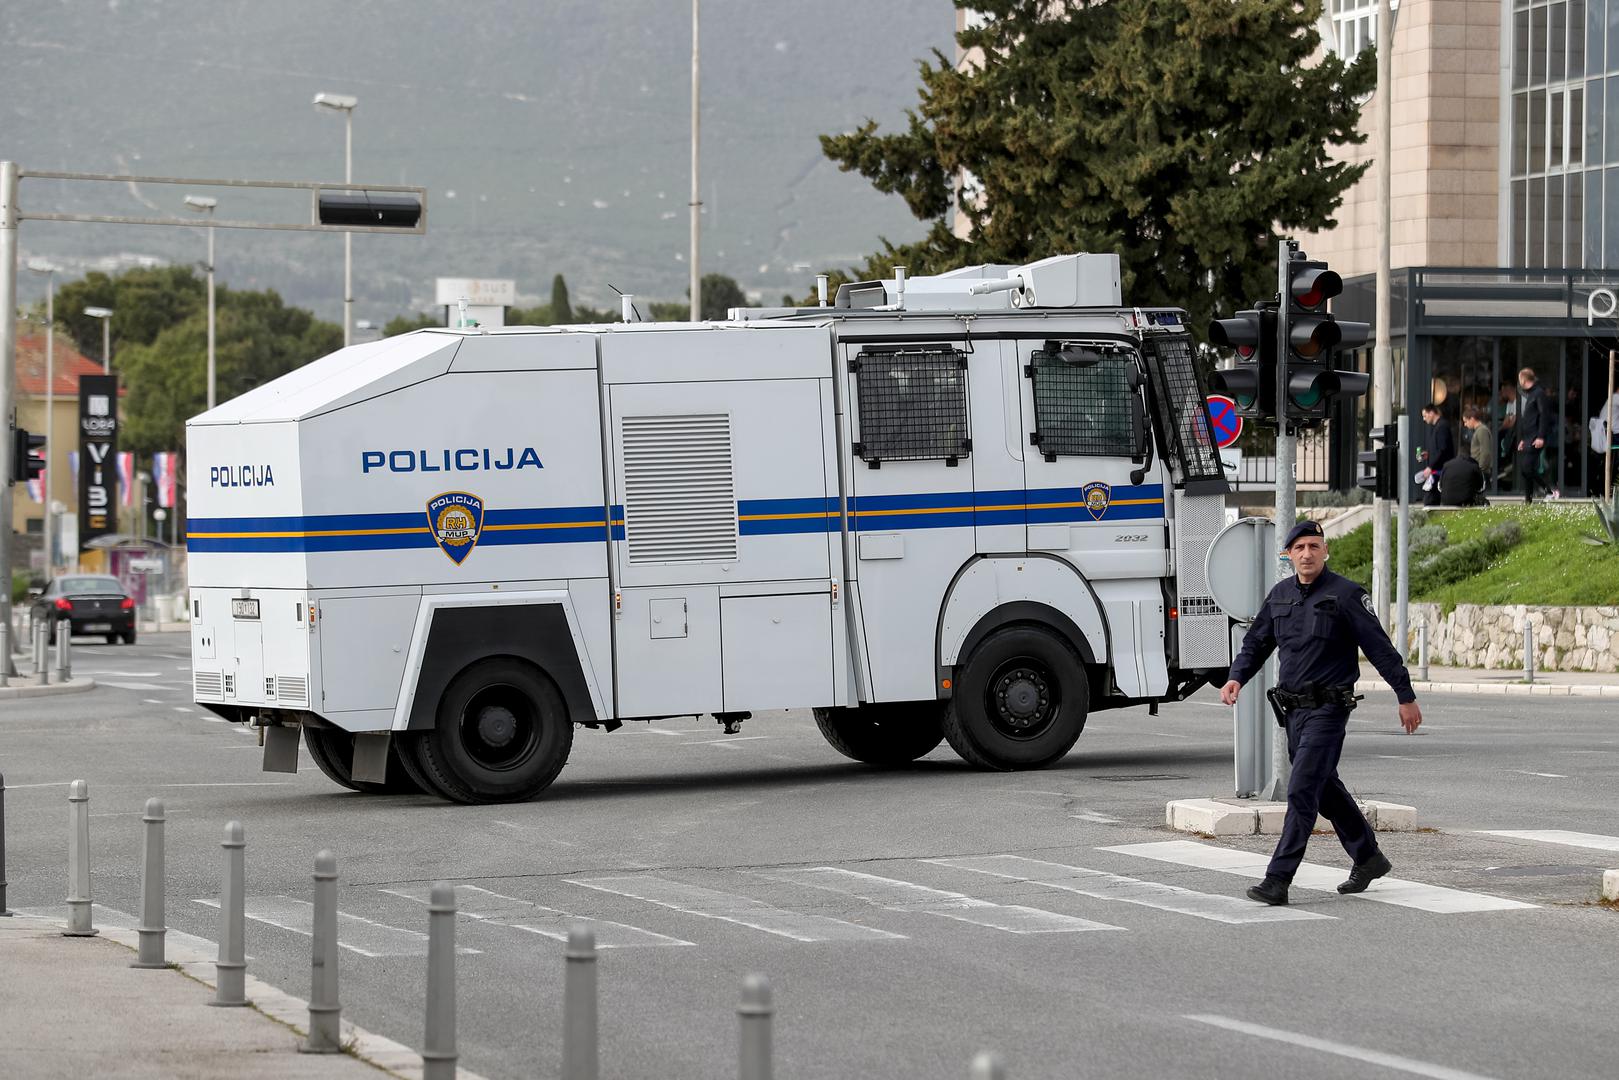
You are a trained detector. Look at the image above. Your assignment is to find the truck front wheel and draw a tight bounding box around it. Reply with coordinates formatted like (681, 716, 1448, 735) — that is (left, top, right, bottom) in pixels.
(943, 624, 1089, 770)
(813, 701, 945, 766)
(412, 658, 574, 804)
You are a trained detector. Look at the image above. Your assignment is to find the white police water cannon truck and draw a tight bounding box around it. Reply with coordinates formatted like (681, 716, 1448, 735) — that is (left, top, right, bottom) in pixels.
(187, 253, 1233, 803)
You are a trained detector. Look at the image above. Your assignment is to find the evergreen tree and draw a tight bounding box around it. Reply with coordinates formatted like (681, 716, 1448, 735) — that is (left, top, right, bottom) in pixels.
(819, 0, 1374, 331)
(550, 273, 573, 324)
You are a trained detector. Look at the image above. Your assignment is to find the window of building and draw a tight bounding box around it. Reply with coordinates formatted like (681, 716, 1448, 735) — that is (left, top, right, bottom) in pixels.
(1027, 344, 1137, 460)
(852, 347, 971, 466)
(1511, 2, 1592, 265)
(1329, 0, 1398, 58)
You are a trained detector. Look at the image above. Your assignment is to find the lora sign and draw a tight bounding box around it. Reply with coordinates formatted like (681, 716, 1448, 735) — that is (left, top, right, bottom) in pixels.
(1589, 286, 1618, 325)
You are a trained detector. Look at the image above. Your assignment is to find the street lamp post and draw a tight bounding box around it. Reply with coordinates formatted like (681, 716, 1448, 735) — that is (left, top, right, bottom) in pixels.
(313, 92, 358, 347)
(83, 306, 112, 372)
(184, 195, 218, 409)
(26, 259, 56, 575)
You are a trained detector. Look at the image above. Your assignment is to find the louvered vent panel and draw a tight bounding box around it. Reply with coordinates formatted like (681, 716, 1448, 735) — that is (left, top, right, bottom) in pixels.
(277, 675, 308, 706)
(195, 671, 223, 698)
(1173, 490, 1232, 668)
(621, 414, 738, 564)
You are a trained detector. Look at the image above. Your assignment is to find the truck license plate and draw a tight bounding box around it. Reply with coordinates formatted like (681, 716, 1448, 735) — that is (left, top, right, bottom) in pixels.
(231, 599, 260, 620)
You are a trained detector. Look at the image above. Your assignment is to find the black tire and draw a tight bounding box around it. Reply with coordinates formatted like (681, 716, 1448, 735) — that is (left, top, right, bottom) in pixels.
(303, 727, 425, 795)
(813, 701, 946, 765)
(943, 624, 1090, 770)
(412, 658, 573, 805)
(122, 629, 137, 645)
(104, 633, 118, 645)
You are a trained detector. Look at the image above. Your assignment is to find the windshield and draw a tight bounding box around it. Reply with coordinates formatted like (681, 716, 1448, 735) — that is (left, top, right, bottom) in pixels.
(59, 576, 124, 594)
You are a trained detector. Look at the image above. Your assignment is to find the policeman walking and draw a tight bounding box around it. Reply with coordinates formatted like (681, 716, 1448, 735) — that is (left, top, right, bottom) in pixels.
(1219, 520, 1422, 905)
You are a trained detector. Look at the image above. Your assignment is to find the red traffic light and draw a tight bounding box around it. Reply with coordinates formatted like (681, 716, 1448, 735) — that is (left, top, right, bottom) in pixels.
(1209, 312, 1263, 358)
(1288, 266, 1342, 311)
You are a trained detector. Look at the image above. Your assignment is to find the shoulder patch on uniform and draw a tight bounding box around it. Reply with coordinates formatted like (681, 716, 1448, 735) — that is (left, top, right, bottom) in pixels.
(1360, 592, 1375, 615)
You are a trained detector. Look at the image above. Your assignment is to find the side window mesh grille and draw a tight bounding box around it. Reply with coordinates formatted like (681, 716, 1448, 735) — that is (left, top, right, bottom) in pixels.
(1028, 346, 1136, 459)
(852, 347, 971, 467)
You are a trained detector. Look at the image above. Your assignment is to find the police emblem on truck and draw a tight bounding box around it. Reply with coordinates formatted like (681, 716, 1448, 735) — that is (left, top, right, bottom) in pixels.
(1082, 481, 1111, 521)
(427, 491, 485, 564)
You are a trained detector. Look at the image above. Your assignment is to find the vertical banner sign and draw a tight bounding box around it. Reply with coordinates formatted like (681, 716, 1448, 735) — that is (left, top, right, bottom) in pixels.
(78, 374, 119, 549)
(117, 452, 136, 506)
(153, 452, 178, 508)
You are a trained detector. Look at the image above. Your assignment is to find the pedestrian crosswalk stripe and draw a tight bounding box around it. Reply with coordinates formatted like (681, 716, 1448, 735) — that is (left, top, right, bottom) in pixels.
(380, 884, 694, 949)
(566, 873, 906, 943)
(1479, 829, 1619, 853)
(1184, 1014, 1503, 1080)
(754, 867, 1123, 934)
(194, 895, 481, 957)
(929, 855, 1331, 925)
(1100, 841, 1537, 913)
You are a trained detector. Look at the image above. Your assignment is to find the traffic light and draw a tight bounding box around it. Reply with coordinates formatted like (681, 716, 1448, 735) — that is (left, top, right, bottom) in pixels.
(1207, 305, 1276, 420)
(1280, 254, 1372, 425)
(316, 192, 423, 229)
(1357, 423, 1398, 500)
(10, 426, 45, 484)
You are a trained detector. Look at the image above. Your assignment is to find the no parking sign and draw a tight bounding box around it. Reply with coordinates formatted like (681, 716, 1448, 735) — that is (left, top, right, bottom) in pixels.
(1205, 394, 1243, 449)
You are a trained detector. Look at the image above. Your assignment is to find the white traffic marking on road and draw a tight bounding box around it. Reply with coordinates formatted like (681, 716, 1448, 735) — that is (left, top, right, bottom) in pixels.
(567, 874, 905, 943)
(931, 855, 1330, 925)
(1, 781, 72, 789)
(1512, 770, 1569, 778)
(142, 698, 164, 705)
(680, 736, 771, 746)
(382, 884, 693, 948)
(1479, 829, 1619, 853)
(632, 727, 687, 736)
(756, 867, 1121, 934)
(1102, 841, 1536, 913)
(1184, 1014, 1502, 1080)
(102, 682, 166, 690)
(75, 670, 162, 677)
(1070, 812, 1121, 824)
(1144, 731, 1191, 739)
(195, 896, 477, 957)
(157, 781, 295, 788)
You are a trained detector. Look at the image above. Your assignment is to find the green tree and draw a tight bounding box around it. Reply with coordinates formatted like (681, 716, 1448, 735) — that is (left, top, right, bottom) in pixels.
(384, 312, 441, 336)
(507, 304, 554, 326)
(698, 274, 749, 320)
(550, 274, 573, 323)
(818, 0, 1374, 331)
(54, 266, 206, 362)
(118, 287, 340, 453)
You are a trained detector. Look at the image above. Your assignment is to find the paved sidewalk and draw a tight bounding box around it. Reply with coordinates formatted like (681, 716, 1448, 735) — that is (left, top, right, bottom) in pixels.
(1360, 661, 1619, 697)
(0, 914, 387, 1079)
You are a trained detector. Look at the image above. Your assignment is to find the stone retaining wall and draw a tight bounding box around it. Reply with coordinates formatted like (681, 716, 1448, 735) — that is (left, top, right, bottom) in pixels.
(1408, 603, 1619, 673)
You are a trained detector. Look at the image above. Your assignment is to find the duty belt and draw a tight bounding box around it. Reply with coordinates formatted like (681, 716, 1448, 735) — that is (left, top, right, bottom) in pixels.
(1264, 684, 1362, 726)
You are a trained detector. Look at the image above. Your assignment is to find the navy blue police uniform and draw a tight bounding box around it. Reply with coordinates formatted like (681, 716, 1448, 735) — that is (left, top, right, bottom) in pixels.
(1227, 520, 1416, 895)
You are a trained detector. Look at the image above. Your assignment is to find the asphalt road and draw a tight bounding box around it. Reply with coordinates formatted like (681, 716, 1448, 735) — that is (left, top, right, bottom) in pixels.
(4, 632, 1616, 1080)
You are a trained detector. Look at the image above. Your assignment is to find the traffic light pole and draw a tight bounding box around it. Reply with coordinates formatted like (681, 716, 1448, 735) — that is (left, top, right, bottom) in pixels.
(1, 162, 19, 678)
(1269, 239, 1296, 801)
(1372, 0, 1395, 632)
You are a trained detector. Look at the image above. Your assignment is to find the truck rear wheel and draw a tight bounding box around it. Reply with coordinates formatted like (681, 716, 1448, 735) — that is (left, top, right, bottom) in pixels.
(813, 701, 945, 766)
(412, 658, 573, 804)
(943, 624, 1089, 770)
(303, 728, 425, 795)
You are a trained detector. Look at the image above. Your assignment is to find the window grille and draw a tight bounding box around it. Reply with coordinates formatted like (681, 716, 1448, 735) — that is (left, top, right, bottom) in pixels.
(1143, 334, 1225, 484)
(851, 347, 971, 467)
(1027, 344, 1137, 460)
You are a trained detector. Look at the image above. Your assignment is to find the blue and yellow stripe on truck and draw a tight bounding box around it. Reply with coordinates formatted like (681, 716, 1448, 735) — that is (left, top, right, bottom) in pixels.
(187, 485, 1164, 552)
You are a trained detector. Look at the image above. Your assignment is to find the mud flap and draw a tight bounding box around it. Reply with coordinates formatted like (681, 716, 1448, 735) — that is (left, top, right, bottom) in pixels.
(262, 724, 301, 774)
(351, 732, 391, 784)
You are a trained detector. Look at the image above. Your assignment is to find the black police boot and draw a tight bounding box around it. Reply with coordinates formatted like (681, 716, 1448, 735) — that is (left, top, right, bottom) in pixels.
(1337, 852, 1393, 894)
(1245, 877, 1289, 906)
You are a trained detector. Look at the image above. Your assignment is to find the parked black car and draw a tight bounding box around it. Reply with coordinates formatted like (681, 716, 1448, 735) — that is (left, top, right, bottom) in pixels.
(32, 575, 137, 645)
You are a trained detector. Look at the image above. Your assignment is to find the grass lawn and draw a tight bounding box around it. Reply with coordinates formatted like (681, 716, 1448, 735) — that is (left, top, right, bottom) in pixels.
(1329, 502, 1619, 607)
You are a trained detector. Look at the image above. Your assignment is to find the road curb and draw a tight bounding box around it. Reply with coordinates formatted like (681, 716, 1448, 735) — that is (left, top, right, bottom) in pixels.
(1604, 870, 1619, 903)
(0, 676, 96, 701)
(15, 910, 488, 1080)
(1362, 680, 1619, 698)
(1167, 798, 1418, 837)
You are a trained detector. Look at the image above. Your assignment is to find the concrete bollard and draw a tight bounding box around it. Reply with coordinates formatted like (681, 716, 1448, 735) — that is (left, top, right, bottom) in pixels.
(1524, 621, 1536, 684)
(131, 798, 166, 967)
(0, 770, 10, 916)
(33, 622, 49, 686)
(738, 974, 773, 1080)
(421, 882, 457, 1080)
(54, 624, 70, 683)
(971, 1051, 1007, 1080)
(212, 821, 248, 1006)
(563, 926, 599, 1080)
(1417, 620, 1429, 682)
(64, 780, 97, 937)
(0, 621, 10, 687)
(303, 850, 342, 1053)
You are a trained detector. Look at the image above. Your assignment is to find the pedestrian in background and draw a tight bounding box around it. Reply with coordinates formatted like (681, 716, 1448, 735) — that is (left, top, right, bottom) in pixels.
(1515, 367, 1556, 501)
(1462, 405, 1492, 484)
(1220, 520, 1423, 906)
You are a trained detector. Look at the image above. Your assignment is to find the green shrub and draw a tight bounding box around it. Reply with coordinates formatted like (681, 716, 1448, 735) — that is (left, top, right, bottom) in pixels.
(1408, 518, 1523, 594)
(11, 571, 29, 605)
(1409, 524, 1448, 557)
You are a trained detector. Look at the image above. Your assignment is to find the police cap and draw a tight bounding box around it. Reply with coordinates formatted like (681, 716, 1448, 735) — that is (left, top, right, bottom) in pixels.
(1283, 519, 1325, 550)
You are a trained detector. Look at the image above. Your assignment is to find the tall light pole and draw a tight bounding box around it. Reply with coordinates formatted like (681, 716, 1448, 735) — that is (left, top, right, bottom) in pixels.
(83, 306, 112, 372)
(184, 195, 218, 409)
(26, 259, 57, 575)
(689, 0, 701, 322)
(313, 92, 358, 346)
(1372, 0, 1395, 629)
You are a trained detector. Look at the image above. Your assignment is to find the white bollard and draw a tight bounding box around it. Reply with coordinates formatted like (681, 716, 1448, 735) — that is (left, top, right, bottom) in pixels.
(63, 780, 96, 936)
(1417, 619, 1429, 682)
(54, 624, 70, 683)
(34, 622, 49, 686)
(212, 821, 248, 1006)
(0, 621, 10, 687)
(738, 974, 773, 1080)
(421, 882, 457, 1080)
(131, 798, 166, 967)
(971, 1051, 1007, 1080)
(1524, 621, 1536, 684)
(303, 850, 342, 1053)
(563, 926, 599, 1080)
